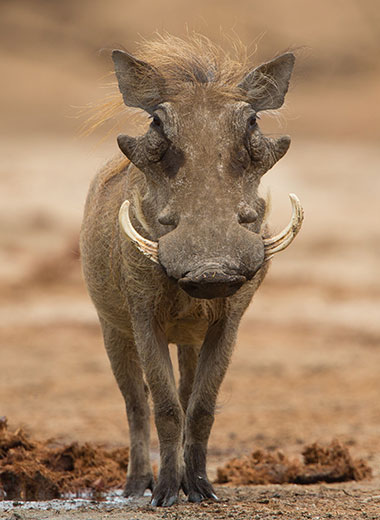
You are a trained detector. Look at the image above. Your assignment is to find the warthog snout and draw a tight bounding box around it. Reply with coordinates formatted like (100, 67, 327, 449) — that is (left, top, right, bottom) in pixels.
(157, 218, 266, 299)
(178, 264, 247, 299)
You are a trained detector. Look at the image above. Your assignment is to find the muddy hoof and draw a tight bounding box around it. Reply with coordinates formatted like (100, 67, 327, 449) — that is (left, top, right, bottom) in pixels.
(123, 473, 154, 497)
(150, 476, 181, 507)
(187, 475, 218, 503)
(151, 493, 178, 507)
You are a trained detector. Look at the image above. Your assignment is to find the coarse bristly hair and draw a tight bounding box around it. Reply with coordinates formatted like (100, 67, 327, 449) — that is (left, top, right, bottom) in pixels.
(82, 32, 256, 136)
(134, 32, 251, 96)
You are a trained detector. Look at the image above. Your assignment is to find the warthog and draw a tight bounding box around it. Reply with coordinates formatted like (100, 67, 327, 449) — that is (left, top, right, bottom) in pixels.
(80, 35, 303, 506)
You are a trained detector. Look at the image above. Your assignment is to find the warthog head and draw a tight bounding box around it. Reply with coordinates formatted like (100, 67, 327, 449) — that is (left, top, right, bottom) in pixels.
(113, 46, 303, 299)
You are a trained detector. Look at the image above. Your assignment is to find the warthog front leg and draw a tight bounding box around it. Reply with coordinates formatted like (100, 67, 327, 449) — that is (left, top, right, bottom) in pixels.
(100, 319, 154, 497)
(184, 319, 238, 502)
(133, 317, 185, 507)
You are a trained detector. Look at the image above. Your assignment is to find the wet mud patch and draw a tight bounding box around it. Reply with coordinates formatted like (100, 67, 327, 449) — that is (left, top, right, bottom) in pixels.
(0, 418, 129, 500)
(216, 440, 372, 486)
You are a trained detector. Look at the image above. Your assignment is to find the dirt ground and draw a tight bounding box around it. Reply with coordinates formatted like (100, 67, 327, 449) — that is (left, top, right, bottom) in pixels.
(1, 1, 380, 518)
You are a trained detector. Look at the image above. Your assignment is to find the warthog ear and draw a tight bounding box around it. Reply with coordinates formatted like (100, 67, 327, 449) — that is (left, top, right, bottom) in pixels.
(239, 53, 295, 111)
(112, 50, 166, 113)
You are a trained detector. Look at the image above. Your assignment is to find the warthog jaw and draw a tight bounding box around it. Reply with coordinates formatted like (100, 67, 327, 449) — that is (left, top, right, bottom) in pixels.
(119, 194, 304, 266)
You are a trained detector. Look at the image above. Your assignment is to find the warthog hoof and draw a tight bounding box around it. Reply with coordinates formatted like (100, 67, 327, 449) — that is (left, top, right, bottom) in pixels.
(150, 475, 182, 507)
(187, 474, 219, 503)
(123, 472, 154, 497)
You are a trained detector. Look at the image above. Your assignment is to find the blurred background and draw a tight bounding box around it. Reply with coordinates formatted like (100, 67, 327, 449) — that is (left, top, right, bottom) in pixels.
(0, 0, 379, 474)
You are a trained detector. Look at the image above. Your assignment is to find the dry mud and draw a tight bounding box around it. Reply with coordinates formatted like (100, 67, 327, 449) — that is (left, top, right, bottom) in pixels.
(216, 441, 372, 486)
(0, 418, 130, 501)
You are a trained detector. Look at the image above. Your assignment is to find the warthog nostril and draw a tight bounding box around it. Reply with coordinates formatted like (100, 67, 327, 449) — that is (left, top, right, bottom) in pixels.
(237, 203, 258, 224)
(178, 272, 247, 299)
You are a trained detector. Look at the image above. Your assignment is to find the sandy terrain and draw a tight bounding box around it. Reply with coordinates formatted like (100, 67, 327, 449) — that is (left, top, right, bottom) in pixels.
(1, 1, 380, 518)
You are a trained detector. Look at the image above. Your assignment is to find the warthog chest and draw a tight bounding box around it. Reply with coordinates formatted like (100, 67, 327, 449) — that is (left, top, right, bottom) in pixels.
(165, 318, 209, 345)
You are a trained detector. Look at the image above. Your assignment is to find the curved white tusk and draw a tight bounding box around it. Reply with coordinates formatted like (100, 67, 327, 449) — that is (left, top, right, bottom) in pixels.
(263, 193, 304, 260)
(119, 200, 159, 264)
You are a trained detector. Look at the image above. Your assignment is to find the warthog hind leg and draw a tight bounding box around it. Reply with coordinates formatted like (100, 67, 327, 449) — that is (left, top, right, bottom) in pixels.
(177, 344, 199, 414)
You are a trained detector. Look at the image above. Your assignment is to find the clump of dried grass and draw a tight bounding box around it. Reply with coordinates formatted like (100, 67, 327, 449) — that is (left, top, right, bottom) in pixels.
(0, 417, 129, 500)
(216, 440, 372, 486)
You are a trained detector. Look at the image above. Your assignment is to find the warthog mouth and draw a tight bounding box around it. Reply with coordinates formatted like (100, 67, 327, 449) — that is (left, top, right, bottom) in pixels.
(178, 266, 247, 299)
(118, 193, 304, 266)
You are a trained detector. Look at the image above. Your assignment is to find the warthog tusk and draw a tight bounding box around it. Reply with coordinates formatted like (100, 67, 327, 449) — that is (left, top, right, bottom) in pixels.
(263, 193, 304, 260)
(119, 194, 303, 265)
(119, 200, 159, 264)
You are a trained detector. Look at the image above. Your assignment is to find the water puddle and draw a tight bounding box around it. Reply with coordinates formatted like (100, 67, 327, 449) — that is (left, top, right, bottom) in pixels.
(0, 489, 152, 512)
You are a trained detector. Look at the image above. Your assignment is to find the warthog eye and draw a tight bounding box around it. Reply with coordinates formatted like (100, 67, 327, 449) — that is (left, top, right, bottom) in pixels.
(247, 113, 258, 130)
(151, 114, 162, 129)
